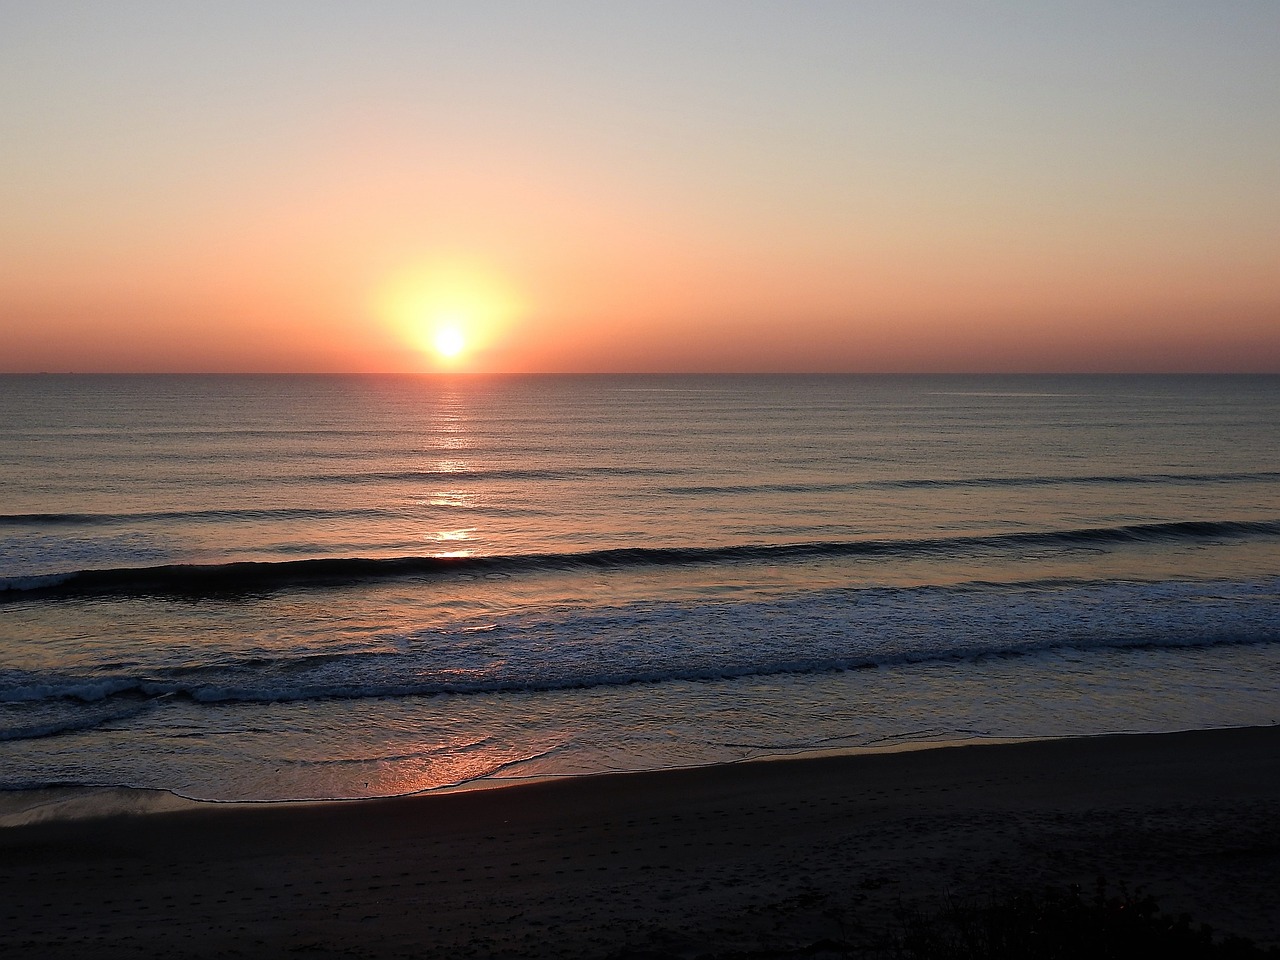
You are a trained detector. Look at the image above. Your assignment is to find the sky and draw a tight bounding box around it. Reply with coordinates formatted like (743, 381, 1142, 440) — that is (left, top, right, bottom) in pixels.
(1, 1, 1277, 373)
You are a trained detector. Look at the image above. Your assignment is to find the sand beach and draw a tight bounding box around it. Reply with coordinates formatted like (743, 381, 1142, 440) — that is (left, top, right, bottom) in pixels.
(2, 725, 1277, 958)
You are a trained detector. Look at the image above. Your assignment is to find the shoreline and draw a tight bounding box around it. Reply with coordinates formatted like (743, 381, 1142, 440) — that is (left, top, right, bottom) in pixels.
(0, 732, 1072, 829)
(0, 733, 1044, 827)
(3, 724, 1277, 957)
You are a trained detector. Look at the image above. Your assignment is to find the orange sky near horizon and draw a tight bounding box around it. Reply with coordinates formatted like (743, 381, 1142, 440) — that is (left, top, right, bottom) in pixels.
(2, 3, 1278, 374)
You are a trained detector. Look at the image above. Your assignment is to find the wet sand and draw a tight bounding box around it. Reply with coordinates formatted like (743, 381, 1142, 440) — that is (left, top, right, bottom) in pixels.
(2, 726, 1277, 958)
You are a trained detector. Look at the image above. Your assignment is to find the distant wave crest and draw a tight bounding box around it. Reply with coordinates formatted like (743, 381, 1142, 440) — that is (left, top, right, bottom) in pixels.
(4, 470, 1277, 529)
(3, 519, 1279, 602)
(664, 470, 1280, 496)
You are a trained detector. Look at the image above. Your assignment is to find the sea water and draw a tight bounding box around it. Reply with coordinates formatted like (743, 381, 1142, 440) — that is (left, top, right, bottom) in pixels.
(1, 374, 1277, 801)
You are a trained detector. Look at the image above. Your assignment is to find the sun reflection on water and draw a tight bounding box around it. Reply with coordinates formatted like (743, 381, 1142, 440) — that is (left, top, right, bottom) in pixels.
(417, 388, 484, 557)
(432, 458, 470, 473)
(435, 528, 475, 541)
(424, 491, 473, 507)
(430, 527, 477, 558)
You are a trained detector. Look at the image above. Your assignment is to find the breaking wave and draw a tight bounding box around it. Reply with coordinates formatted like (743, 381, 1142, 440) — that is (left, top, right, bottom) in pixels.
(3, 519, 1278, 601)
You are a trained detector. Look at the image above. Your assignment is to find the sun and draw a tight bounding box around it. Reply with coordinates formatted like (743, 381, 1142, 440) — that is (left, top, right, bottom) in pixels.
(434, 324, 466, 359)
(377, 258, 523, 370)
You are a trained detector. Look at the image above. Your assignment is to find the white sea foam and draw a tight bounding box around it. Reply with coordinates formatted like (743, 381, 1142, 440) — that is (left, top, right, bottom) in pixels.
(0, 572, 74, 593)
(2, 578, 1276, 718)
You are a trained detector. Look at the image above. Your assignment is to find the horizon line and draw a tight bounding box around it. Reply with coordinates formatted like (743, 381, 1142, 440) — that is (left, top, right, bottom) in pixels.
(4, 370, 1279, 378)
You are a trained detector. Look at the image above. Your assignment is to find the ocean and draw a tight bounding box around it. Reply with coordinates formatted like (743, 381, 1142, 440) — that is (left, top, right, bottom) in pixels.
(1, 373, 1277, 803)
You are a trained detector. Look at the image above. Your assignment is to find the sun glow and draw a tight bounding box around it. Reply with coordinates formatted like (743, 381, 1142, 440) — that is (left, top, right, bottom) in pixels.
(433, 323, 466, 360)
(377, 260, 521, 369)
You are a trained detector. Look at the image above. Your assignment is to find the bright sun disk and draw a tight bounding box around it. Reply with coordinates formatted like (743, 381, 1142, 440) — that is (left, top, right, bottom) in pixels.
(434, 326, 466, 359)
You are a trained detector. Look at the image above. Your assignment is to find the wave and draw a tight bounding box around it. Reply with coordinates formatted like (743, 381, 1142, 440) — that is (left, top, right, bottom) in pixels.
(2, 519, 1278, 602)
(295, 464, 680, 484)
(3, 572, 1276, 743)
(2, 617, 1274, 719)
(7, 470, 1273, 522)
(4, 470, 1273, 529)
(663, 470, 1280, 496)
(0, 507, 404, 528)
(0, 701, 154, 742)
(6, 575, 1279, 702)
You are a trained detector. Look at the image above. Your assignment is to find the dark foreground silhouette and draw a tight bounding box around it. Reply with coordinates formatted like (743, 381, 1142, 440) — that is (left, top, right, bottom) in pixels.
(3, 728, 1277, 958)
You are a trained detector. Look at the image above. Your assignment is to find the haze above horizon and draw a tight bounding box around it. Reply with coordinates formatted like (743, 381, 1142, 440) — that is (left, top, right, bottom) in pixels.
(2, 2, 1277, 374)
